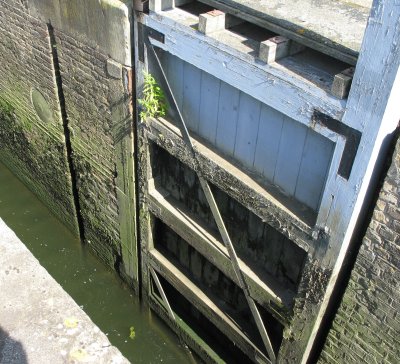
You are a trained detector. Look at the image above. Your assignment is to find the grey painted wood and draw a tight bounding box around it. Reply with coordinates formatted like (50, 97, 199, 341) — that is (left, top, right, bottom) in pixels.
(197, 0, 370, 64)
(302, 1, 400, 362)
(182, 62, 202, 133)
(145, 14, 345, 128)
(233, 92, 261, 167)
(274, 117, 307, 196)
(164, 50, 335, 211)
(253, 105, 285, 182)
(139, 2, 400, 363)
(199, 72, 221, 143)
(215, 82, 240, 156)
(146, 117, 316, 248)
(294, 130, 334, 211)
(167, 53, 184, 111)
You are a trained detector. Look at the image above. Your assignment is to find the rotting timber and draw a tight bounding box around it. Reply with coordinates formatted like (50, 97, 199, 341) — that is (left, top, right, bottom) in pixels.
(135, 1, 399, 363)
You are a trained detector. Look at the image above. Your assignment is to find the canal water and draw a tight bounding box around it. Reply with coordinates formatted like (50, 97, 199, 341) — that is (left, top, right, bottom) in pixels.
(0, 161, 192, 363)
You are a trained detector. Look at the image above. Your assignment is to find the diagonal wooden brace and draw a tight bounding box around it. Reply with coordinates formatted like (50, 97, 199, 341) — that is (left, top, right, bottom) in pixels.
(143, 26, 277, 363)
(149, 266, 176, 321)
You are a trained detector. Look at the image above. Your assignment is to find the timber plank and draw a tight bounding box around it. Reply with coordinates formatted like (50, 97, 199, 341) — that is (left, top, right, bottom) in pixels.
(182, 61, 202, 132)
(148, 250, 272, 363)
(143, 117, 317, 251)
(273, 116, 307, 196)
(167, 53, 184, 111)
(253, 105, 284, 183)
(295, 129, 335, 211)
(215, 82, 240, 156)
(233, 92, 261, 167)
(147, 185, 295, 319)
(196, 0, 371, 64)
(199, 72, 221, 143)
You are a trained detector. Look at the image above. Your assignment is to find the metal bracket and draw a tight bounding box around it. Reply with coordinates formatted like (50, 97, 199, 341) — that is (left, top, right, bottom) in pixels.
(313, 110, 361, 180)
(138, 23, 165, 63)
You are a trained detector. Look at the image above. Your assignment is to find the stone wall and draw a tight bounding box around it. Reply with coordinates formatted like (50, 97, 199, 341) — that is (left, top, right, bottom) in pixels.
(53, 24, 137, 285)
(319, 134, 400, 364)
(0, 0, 79, 234)
(0, 0, 138, 288)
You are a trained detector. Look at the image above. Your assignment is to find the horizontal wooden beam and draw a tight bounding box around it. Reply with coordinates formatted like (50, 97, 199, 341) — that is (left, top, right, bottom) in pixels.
(143, 12, 346, 127)
(196, 0, 367, 65)
(148, 250, 272, 363)
(143, 117, 317, 253)
(148, 185, 294, 321)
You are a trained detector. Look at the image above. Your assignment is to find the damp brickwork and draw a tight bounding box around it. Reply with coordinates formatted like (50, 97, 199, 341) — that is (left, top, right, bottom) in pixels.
(0, 0, 79, 234)
(0, 0, 137, 287)
(52, 27, 137, 285)
(319, 136, 400, 364)
(54, 29, 119, 264)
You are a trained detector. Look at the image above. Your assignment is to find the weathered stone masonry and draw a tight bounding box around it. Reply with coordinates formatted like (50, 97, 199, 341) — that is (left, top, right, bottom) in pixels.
(0, 0, 79, 234)
(319, 134, 400, 364)
(54, 27, 137, 285)
(0, 0, 138, 288)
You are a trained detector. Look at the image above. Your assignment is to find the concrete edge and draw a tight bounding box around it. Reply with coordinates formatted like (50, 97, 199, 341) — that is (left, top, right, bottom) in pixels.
(26, 0, 132, 66)
(0, 218, 130, 364)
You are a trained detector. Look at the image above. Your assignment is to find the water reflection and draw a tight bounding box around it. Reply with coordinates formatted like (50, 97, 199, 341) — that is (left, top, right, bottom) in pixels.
(0, 161, 191, 363)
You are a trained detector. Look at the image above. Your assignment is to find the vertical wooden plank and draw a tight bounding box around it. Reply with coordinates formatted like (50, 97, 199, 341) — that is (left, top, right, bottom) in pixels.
(215, 82, 240, 157)
(295, 130, 334, 211)
(182, 62, 202, 133)
(263, 224, 283, 278)
(167, 53, 184, 112)
(273, 117, 307, 196)
(233, 92, 261, 168)
(198, 72, 221, 144)
(253, 105, 285, 181)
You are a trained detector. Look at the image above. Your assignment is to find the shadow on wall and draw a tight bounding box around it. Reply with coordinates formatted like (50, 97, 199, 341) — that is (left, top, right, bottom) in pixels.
(0, 326, 28, 364)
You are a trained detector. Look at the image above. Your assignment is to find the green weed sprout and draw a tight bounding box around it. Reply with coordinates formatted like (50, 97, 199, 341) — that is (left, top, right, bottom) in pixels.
(138, 72, 167, 121)
(129, 326, 136, 340)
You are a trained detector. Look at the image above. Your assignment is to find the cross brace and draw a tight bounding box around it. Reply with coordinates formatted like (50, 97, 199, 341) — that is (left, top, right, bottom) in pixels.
(142, 25, 277, 363)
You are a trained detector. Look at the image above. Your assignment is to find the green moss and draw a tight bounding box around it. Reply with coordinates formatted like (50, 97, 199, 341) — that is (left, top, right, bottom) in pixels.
(0, 97, 15, 115)
(174, 314, 224, 363)
(0, 93, 34, 132)
(139, 207, 149, 224)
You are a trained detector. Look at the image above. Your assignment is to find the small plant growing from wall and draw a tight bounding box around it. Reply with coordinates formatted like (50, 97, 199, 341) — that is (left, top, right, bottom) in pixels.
(138, 72, 167, 121)
(129, 326, 136, 340)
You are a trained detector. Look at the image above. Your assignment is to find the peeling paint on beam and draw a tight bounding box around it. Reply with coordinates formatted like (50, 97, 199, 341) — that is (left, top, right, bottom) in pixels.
(144, 13, 346, 127)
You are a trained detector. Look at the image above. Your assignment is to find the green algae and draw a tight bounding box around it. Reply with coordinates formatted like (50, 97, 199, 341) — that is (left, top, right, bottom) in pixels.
(0, 161, 192, 364)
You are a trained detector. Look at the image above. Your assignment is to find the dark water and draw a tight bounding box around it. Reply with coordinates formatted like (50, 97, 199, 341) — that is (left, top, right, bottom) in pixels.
(0, 161, 192, 363)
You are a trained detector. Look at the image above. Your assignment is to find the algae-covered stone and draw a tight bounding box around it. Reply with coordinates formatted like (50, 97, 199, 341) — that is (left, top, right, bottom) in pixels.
(31, 88, 54, 124)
